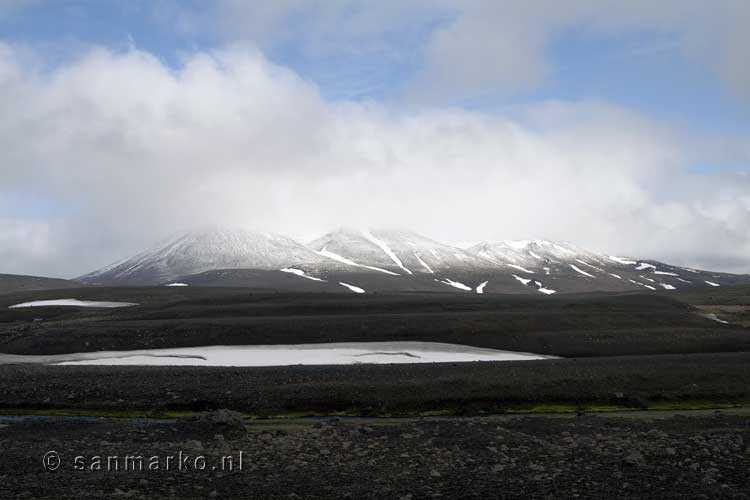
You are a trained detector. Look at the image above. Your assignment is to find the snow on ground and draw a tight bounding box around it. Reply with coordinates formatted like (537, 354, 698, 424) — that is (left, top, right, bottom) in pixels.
(703, 313, 729, 324)
(675, 277, 693, 284)
(280, 268, 326, 282)
(543, 267, 551, 275)
(660, 284, 676, 290)
(639, 275, 655, 283)
(609, 256, 637, 265)
(528, 250, 542, 259)
(317, 248, 399, 275)
(513, 275, 531, 286)
(165, 283, 189, 287)
(414, 252, 434, 273)
(609, 273, 622, 279)
(629, 280, 656, 291)
(35, 342, 555, 367)
(339, 282, 365, 293)
(534, 281, 556, 295)
(435, 278, 472, 291)
(635, 262, 657, 271)
(705, 281, 721, 287)
(569, 264, 596, 278)
(360, 230, 413, 275)
(476, 281, 488, 294)
(575, 259, 605, 272)
(8, 299, 137, 309)
(507, 264, 535, 274)
(654, 271, 679, 276)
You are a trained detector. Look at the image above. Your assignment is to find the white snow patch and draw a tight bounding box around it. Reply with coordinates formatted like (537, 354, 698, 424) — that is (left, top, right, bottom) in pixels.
(24, 342, 556, 367)
(609, 273, 622, 279)
(414, 252, 434, 274)
(360, 230, 412, 275)
(476, 281, 488, 294)
(609, 255, 637, 265)
(654, 271, 679, 276)
(703, 313, 729, 324)
(435, 278, 472, 291)
(639, 275, 656, 283)
(534, 281, 556, 295)
(575, 259, 605, 272)
(629, 280, 656, 291)
(280, 268, 325, 282)
(165, 283, 189, 287)
(675, 277, 693, 284)
(513, 275, 532, 286)
(705, 281, 720, 287)
(528, 250, 542, 259)
(507, 264, 535, 274)
(9, 299, 137, 309)
(635, 262, 657, 271)
(317, 248, 399, 275)
(569, 264, 596, 278)
(339, 282, 365, 293)
(543, 267, 551, 275)
(660, 284, 676, 290)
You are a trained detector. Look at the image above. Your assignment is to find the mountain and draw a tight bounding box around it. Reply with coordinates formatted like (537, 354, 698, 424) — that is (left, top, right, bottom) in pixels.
(76, 227, 336, 285)
(76, 227, 750, 294)
(465, 239, 749, 294)
(308, 228, 490, 275)
(0, 274, 80, 295)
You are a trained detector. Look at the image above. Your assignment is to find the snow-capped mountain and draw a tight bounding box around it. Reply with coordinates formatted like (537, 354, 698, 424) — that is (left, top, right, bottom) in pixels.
(77, 227, 750, 293)
(76, 227, 336, 285)
(464, 239, 746, 295)
(308, 228, 489, 275)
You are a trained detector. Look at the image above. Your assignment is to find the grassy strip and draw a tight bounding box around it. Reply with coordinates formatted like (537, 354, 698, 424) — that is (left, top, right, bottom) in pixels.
(2, 401, 748, 420)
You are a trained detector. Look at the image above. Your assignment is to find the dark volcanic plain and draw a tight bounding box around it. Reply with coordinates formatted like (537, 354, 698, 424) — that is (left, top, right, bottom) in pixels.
(1, 285, 749, 499)
(3, 411, 750, 499)
(1, 287, 748, 357)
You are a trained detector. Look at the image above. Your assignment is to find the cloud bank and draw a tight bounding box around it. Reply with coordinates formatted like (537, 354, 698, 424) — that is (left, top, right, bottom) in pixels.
(0, 41, 748, 277)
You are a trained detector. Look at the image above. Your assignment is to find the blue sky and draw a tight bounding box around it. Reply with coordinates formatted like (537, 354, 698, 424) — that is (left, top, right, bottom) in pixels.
(2, 0, 746, 134)
(0, 1, 748, 276)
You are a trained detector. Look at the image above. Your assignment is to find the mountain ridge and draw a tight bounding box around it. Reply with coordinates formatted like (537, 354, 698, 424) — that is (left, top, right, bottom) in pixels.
(75, 226, 750, 294)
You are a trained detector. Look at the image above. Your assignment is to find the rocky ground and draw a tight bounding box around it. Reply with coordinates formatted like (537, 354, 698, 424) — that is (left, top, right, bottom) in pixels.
(2, 411, 749, 499)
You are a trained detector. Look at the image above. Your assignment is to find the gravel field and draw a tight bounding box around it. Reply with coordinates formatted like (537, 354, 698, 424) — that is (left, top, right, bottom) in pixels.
(2, 411, 749, 499)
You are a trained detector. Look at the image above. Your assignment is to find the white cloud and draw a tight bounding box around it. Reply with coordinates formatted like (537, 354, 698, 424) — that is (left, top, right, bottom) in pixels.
(0, 42, 747, 277)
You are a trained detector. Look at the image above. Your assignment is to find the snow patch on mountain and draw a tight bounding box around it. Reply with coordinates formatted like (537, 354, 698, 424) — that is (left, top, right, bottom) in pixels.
(513, 275, 532, 286)
(609, 256, 637, 265)
(414, 252, 434, 273)
(316, 248, 399, 275)
(570, 264, 596, 278)
(435, 278, 472, 291)
(281, 268, 326, 282)
(339, 282, 365, 293)
(360, 230, 413, 275)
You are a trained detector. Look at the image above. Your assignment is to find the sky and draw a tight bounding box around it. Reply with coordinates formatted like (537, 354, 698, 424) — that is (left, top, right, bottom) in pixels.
(0, 0, 748, 278)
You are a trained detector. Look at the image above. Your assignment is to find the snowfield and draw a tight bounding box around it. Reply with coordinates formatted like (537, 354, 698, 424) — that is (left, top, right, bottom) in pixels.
(39, 342, 556, 366)
(8, 299, 137, 309)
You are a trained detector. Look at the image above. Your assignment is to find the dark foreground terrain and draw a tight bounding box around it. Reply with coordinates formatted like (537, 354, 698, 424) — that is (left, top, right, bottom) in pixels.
(2, 411, 749, 499)
(1, 286, 749, 498)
